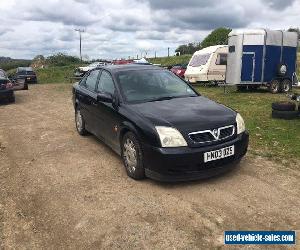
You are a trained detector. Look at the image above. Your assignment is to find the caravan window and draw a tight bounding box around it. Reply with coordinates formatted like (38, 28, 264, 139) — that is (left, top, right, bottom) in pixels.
(216, 53, 227, 65)
(189, 54, 210, 67)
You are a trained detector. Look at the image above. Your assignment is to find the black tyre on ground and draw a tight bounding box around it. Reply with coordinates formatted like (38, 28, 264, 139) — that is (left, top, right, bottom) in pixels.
(272, 110, 299, 120)
(237, 85, 247, 91)
(121, 132, 145, 180)
(8, 94, 15, 103)
(75, 107, 88, 135)
(24, 83, 28, 90)
(268, 79, 281, 94)
(280, 78, 292, 93)
(272, 101, 296, 111)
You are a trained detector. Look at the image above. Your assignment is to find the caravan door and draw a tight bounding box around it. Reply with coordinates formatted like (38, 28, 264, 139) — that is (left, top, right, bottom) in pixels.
(207, 50, 227, 81)
(241, 52, 255, 82)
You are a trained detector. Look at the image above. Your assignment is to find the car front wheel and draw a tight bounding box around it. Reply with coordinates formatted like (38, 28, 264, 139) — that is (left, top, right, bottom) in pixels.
(75, 107, 87, 135)
(121, 132, 145, 180)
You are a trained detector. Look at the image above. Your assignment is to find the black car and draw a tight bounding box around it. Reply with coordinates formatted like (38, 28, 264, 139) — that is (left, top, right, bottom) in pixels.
(72, 65, 249, 182)
(0, 69, 15, 103)
(16, 67, 37, 84)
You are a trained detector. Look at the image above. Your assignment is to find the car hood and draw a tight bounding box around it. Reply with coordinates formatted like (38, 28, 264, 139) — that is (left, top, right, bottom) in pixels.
(129, 96, 236, 133)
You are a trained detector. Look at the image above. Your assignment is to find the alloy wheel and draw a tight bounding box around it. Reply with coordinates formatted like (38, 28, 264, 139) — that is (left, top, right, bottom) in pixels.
(123, 138, 137, 173)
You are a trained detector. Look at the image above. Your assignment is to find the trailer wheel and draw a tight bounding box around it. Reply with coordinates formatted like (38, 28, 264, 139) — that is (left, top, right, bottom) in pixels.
(272, 101, 296, 111)
(272, 110, 299, 120)
(237, 85, 246, 91)
(268, 79, 280, 94)
(281, 79, 292, 93)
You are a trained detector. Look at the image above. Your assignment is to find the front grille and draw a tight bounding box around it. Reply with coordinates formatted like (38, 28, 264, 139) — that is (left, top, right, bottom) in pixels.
(189, 125, 235, 144)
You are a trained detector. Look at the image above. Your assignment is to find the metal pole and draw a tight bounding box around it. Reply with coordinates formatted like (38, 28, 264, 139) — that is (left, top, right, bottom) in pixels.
(168, 47, 170, 57)
(79, 32, 82, 61)
(75, 29, 85, 61)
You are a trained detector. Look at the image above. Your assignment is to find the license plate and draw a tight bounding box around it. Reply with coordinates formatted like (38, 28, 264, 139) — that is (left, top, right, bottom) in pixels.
(204, 145, 234, 163)
(27, 77, 31, 80)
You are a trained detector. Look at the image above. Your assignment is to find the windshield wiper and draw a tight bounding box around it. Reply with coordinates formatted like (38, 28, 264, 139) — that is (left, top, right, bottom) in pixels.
(148, 96, 175, 102)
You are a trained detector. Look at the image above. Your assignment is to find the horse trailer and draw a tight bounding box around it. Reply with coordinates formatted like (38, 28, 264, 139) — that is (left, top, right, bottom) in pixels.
(226, 29, 298, 93)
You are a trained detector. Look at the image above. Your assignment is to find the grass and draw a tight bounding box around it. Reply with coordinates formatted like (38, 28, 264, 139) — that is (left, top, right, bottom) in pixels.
(195, 85, 300, 166)
(35, 64, 84, 84)
(148, 55, 192, 66)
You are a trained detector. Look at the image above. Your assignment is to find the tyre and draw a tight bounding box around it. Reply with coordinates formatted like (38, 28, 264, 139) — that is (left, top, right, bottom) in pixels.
(272, 101, 296, 111)
(75, 107, 88, 135)
(268, 79, 281, 94)
(237, 85, 246, 91)
(8, 94, 15, 103)
(281, 79, 292, 93)
(272, 110, 299, 120)
(121, 132, 145, 180)
(24, 83, 28, 90)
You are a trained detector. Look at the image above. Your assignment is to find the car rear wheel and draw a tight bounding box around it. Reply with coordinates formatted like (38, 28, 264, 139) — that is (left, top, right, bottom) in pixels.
(8, 94, 15, 103)
(121, 132, 145, 180)
(75, 108, 88, 135)
(24, 83, 28, 90)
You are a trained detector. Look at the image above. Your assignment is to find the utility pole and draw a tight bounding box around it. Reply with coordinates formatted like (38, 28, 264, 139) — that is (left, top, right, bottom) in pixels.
(75, 29, 85, 61)
(155, 51, 156, 58)
(168, 47, 170, 57)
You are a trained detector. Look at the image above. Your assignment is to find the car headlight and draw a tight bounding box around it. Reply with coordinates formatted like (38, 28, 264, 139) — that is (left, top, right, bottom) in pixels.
(236, 113, 245, 134)
(155, 126, 187, 147)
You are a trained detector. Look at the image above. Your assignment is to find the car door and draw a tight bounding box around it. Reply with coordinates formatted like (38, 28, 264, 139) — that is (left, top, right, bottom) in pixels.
(94, 70, 120, 150)
(77, 69, 101, 135)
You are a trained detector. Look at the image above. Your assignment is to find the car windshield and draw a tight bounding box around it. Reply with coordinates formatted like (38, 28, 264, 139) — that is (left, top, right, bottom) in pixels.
(189, 53, 210, 67)
(89, 62, 100, 67)
(18, 71, 35, 75)
(116, 69, 198, 103)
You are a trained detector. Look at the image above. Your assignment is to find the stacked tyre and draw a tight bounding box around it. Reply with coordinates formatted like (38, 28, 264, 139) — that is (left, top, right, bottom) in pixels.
(271, 101, 299, 120)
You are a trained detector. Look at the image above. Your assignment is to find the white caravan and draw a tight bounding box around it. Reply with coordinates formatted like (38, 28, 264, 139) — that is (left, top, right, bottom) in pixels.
(184, 45, 228, 83)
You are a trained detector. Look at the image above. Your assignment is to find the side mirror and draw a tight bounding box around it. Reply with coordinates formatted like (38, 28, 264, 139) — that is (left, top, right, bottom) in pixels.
(97, 93, 113, 103)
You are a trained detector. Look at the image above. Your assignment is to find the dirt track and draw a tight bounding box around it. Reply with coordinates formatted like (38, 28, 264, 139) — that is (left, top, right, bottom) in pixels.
(0, 84, 299, 249)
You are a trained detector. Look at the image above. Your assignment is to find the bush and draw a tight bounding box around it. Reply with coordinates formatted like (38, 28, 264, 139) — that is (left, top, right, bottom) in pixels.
(45, 53, 81, 66)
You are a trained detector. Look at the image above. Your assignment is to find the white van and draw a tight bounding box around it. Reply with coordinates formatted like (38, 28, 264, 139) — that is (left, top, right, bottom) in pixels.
(185, 45, 228, 83)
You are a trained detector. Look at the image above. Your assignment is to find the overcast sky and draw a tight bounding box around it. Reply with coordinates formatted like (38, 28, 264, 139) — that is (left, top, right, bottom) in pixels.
(0, 0, 299, 59)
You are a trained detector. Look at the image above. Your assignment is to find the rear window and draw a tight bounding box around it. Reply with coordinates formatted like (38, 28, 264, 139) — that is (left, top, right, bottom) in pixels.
(0, 70, 6, 78)
(189, 54, 210, 67)
(18, 71, 35, 75)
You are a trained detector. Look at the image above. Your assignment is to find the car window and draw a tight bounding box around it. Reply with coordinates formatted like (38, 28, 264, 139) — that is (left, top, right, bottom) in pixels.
(0, 70, 6, 78)
(84, 70, 100, 92)
(97, 70, 115, 94)
(216, 53, 227, 65)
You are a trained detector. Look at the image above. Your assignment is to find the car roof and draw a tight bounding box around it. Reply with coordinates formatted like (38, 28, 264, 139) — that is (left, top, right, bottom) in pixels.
(98, 64, 163, 73)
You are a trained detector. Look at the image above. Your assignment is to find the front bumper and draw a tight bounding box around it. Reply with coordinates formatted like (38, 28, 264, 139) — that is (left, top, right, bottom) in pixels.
(143, 132, 249, 182)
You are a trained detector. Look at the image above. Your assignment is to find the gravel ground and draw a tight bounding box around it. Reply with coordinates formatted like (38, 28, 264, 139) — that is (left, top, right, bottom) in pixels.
(0, 84, 299, 249)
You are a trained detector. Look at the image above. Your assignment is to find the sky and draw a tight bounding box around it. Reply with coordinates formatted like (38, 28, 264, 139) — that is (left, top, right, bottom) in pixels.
(0, 0, 299, 60)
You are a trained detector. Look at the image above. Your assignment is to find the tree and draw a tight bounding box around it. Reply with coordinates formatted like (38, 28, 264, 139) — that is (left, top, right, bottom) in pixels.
(175, 42, 200, 55)
(287, 27, 300, 39)
(200, 27, 232, 49)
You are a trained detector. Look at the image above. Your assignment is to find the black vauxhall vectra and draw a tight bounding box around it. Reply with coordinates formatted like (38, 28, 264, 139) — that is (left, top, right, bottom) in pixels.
(72, 64, 249, 182)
